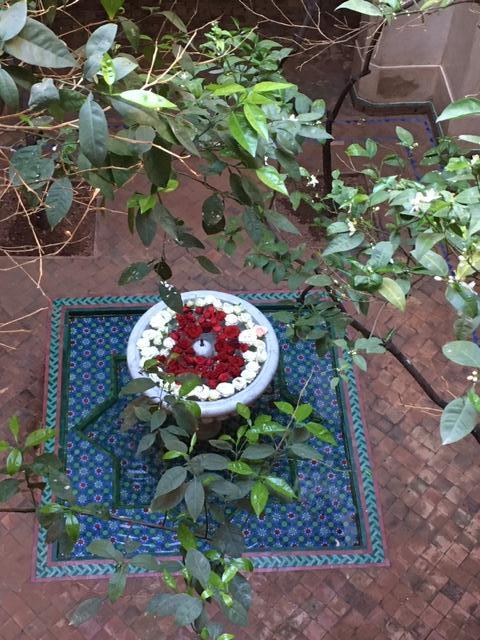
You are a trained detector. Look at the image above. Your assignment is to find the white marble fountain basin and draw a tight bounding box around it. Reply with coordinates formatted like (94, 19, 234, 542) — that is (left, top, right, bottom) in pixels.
(126, 290, 280, 419)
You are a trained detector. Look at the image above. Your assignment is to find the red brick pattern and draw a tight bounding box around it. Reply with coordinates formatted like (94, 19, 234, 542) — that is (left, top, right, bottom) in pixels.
(1, 107, 480, 639)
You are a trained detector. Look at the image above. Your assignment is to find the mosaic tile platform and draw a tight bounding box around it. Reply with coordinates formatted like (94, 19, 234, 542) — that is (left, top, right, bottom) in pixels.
(34, 293, 387, 579)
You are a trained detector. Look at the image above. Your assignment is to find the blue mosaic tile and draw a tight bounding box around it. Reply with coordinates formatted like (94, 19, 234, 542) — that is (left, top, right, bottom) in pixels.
(35, 293, 386, 578)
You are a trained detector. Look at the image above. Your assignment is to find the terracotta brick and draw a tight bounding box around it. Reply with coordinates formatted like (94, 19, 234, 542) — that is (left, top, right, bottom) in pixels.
(1, 103, 479, 640)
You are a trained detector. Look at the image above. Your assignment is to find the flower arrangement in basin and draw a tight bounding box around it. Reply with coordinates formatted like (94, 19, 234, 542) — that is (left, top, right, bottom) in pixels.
(126, 290, 280, 418)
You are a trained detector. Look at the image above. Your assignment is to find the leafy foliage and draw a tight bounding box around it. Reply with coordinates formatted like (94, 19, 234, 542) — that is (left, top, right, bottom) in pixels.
(2, 1, 480, 637)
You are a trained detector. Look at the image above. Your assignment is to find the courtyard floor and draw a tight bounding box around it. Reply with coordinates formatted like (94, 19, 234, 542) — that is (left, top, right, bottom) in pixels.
(1, 91, 480, 640)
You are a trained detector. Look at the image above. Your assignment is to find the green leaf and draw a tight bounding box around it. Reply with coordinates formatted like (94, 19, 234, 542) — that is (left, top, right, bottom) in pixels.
(147, 593, 203, 626)
(202, 193, 225, 234)
(9, 145, 54, 188)
(292, 404, 312, 422)
(143, 143, 171, 187)
(185, 549, 210, 586)
(250, 481, 269, 517)
(25, 428, 54, 448)
(253, 81, 293, 93)
(459, 135, 480, 145)
(236, 403, 251, 420)
(211, 523, 246, 555)
(378, 277, 406, 311)
(0, 1, 27, 41)
(290, 442, 323, 461)
(336, 0, 384, 16)
(108, 565, 127, 603)
(160, 10, 187, 32)
(136, 210, 157, 247)
(228, 460, 254, 475)
(100, 0, 124, 20)
(177, 522, 197, 551)
(118, 262, 152, 285)
(111, 56, 137, 81)
(47, 469, 76, 502)
(0, 69, 19, 110)
(323, 232, 364, 256)
(220, 574, 251, 626)
(442, 341, 480, 367)
(0, 478, 20, 503)
(120, 377, 156, 396)
(178, 374, 202, 397)
(8, 415, 20, 441)
(395, 126, 415, 147)
(241, 444, 275, 460)
(368, 241, 394, 268)
(65, 513, 80, 543)
(169, 119, 199, 156)
(264, 476, 296, 499)
(256, 165, 288, 195)
(193, 453, 229, 470)
(274, 400, 295, 416)
(437, 98, 480, 122)
(184, 478, 205, 522)
(158, 281, 183, 313)
(228, 111, 258, 157)
(196, 255, 221, 274)
(79, 96, 108, 166)
(416, 250, 449, 277)
(129, 553, 175, 572)
(86, 23, 117, 57)
(87, 539, 124, 562)
(244, 103, 269, 140)
(305, 274, 332, 287)
(5, 18, 75, 68)
(305, 421, 336, 445)
(120, 17, 140, 49)
(150, 484, 185, 512)
(265, 209, 300, 235)
(100, 53, 116, 86)
(119, 89, 177, 110)
(411, 232, 443, 260)
(68, 597, 103, 627)
(45, 178, 73, 229)
(207, 82, 246, 96)
(6, 449, 22, 475)
(156, 466, 187, 496)
(136, 432, 156, 456)
(28, 77, 59, 109)
(440, 397, 478, 444)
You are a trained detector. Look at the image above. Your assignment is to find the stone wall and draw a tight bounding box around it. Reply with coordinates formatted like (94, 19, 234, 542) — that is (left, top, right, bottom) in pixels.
(355, 5, 480, 137)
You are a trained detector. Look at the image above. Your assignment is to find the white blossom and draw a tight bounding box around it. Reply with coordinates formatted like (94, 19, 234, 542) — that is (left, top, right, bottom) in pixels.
(239, 329, 257, 345)
(307, 174, 319, 188)
(194, 385, 211, 400)
(245, 361, 260, 374)
(232, 377, 248, 391)
(411, 188, 439, 212)
(241, 369, 257, 382)
(225, 313, 239, 326)
(346, 219, 356, 236)
(216, 382, 236, 397)
(140, 346, 159, 359)
(163, 337, 175, 349)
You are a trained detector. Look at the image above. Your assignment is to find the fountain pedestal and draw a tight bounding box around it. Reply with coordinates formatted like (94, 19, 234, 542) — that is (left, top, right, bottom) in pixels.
(126, 290, 279, 420)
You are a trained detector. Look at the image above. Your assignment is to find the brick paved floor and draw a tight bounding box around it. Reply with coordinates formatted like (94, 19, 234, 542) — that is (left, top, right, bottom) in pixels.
(1, 98, 480, 640)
